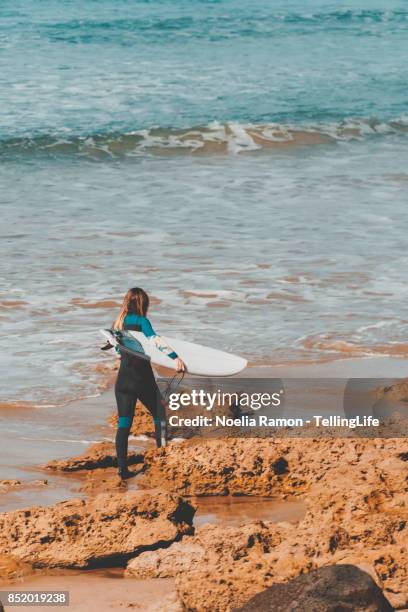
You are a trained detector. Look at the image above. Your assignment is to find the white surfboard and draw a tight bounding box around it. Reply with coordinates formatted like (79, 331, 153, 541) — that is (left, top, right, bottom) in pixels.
(100, 329, 247, 376)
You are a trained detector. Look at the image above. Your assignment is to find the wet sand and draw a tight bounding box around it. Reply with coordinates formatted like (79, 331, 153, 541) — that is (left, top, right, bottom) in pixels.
(247, 355, 408, 378)
(0, 390, 150, 511)
(0, 571, 176, 612)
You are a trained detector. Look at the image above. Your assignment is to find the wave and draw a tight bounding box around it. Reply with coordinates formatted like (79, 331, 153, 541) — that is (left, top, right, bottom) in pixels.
(2, 118, 408, 158)
(33, 10, 408, 44)
(0, 401, 35, 411)
(303, 335, 408, 359)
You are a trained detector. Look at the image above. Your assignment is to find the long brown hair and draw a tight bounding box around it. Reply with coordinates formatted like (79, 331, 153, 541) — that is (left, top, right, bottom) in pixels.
(113, 287, 150, 330)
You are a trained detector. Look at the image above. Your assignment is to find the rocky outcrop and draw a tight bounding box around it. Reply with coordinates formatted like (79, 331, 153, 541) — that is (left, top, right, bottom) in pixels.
(140, 436, 408, 497)
(172, 522, 405, 611)
(140, 521, 292, 610)
(45, 442, 144, 472)
(126, 520, 283, 579)
(140, 439, 290, 496)
(0, 479, 48, 492)
(377, 379, 408, 402)
(0, 490, 195, 569)
(0, 480, 22, 490)
(24, 431, 408, 610)
(237, 564, 394, 612)
(126, 538, 205, 578)
(129, 437, 408, 610)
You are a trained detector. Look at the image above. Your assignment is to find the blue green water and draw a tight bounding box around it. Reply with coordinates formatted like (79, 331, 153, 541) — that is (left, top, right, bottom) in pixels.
(2, 0, 408, 140)
(1, 1, 408, 403)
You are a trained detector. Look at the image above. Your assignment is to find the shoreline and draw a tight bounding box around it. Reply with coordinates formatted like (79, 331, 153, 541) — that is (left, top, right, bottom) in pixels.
(1, 356, 408, 503)
(4, 350, 408, 412)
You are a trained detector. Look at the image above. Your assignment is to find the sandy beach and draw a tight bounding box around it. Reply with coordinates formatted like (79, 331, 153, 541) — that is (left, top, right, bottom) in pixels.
(0, 572, 178, 612)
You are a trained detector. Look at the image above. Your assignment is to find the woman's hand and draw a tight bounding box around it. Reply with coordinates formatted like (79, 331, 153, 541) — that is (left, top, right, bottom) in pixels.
(175, 357, 186, 372)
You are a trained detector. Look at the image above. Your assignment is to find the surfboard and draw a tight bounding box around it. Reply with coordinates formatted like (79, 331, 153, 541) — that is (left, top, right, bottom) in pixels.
(100, 329, 151, 362)
(99, 329, 247, 376)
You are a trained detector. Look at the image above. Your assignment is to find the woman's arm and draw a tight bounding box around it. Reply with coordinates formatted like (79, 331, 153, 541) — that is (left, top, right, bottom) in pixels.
(141, 318, 186, 371)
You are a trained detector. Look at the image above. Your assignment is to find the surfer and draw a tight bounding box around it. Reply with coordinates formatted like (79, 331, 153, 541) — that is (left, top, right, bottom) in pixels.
(113, 287, 185, 480)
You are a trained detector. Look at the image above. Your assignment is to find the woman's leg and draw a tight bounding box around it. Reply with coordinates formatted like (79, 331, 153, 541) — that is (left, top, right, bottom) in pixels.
(138, 375, 166, 448)
(114, 389, 137, 474)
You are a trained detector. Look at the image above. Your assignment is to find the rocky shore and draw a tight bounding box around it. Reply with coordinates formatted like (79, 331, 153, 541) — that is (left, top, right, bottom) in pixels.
(134, 436, 408, 610)
(1, 430, 407, 611)
(0, 490, 194, 569)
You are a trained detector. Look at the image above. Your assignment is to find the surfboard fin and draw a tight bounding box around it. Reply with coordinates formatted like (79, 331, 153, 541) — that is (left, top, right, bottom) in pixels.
(100, 341, 115, 351)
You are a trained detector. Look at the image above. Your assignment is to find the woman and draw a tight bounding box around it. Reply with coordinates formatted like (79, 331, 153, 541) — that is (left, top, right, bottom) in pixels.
(113, 287, 185, 480)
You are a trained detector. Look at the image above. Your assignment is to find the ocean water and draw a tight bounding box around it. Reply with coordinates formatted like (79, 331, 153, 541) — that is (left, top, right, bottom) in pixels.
(1, 0, 408, 404)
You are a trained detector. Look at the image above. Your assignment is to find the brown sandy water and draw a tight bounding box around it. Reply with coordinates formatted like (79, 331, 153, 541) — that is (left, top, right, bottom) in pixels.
(193, 495, 305, 527)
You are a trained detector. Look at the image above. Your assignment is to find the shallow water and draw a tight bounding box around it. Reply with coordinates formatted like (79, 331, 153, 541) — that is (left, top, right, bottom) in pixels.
(1, 1, 408, 404)
(3, 145, 408, 404)
(0, 573, 176, 612)
(193, 495, 305, 526)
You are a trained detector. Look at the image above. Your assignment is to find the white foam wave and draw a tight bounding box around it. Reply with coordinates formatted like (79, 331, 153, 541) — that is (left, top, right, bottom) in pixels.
(4, 117, 408, 158)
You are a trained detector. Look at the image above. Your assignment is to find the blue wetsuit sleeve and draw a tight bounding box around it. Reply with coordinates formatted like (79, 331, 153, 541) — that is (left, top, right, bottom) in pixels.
(140, 317, 156, 338)
(142, 317, 178, 360)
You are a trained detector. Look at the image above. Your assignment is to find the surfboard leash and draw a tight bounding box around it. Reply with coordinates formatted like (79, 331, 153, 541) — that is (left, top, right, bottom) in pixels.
(162, 370, 185, 405)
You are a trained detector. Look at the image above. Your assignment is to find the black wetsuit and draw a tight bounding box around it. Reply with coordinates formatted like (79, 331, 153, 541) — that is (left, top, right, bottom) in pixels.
(114, 314, 178, 473)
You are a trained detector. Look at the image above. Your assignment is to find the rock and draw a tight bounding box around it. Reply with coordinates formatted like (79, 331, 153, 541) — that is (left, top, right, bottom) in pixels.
(140, 439, 292, 496)
(36, 435, 408, 610)
(0, 554, 33, 583)
(78, 468, 144, 496)
(237, 565, 393, 611)
(137, 437, 407, 611)
(0, 480, 22, 491)
(172, 521, 404, 611)
(0, 480, 47, 492)
(126, 539, 205, 578)
(0, 490, 195, 568)
(126, 521, 291, 610)
(387, 594, 408, 610)
(140, 437, 408, 499)
(31, 479, 48, 486)
(174, 521, 303, 611)
(332, 549, 408, 610)
(377, 379, 408, 402)
(45, 442, 144, 472)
